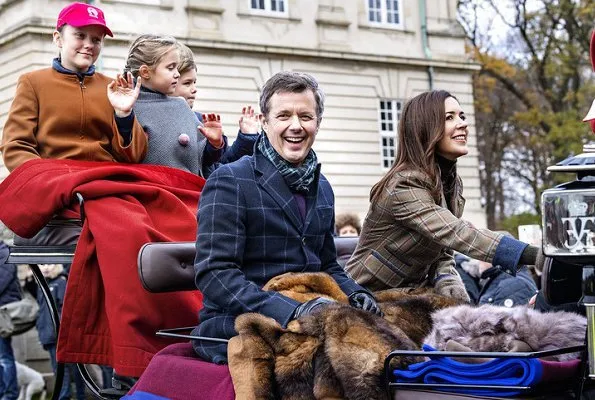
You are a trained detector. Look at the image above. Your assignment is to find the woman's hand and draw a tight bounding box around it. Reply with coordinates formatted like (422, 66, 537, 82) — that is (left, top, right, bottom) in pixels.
(434, 274, 471, 302)
(108, 72, 141, 118)
(199, 113, 225, 149)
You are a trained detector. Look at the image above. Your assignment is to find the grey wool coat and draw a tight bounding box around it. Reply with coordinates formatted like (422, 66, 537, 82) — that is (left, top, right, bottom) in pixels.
(346, 170, 525, 292)
(134, 87, 208, 176)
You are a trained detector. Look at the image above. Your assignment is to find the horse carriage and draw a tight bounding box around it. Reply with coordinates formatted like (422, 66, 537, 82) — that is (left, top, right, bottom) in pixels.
(5, 151, 594, 400)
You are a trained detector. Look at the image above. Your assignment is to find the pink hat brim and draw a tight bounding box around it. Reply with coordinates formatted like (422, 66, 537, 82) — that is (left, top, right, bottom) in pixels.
(58, 20, 113, 37)
(69, 21, 113, 37)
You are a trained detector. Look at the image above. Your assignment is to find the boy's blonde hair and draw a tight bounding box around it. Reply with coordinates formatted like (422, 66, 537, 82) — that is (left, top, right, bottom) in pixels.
(124, 34, 178, 78)
(177, 43, 197, 74)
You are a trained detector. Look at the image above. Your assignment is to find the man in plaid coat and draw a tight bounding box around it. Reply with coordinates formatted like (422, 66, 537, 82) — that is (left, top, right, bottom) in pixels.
(192, 71, 380, 364)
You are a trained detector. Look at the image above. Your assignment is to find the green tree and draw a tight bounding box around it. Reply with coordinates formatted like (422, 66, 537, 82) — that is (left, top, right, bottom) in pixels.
(458, 0, 595, 224)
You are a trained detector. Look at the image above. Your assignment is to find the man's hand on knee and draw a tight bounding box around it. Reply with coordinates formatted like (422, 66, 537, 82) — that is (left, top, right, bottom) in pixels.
(348, 291, 382, 316)
(292, 297, 334, 319)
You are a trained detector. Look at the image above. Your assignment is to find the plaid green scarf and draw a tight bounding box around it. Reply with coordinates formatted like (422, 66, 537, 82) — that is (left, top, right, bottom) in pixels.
(258, 133, 318, 194)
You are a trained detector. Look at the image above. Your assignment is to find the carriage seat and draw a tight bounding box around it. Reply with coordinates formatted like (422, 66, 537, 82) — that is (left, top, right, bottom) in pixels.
(137, 236, 360, 293)
(7, 217, 81, 265)
(7, 193, 85, 265)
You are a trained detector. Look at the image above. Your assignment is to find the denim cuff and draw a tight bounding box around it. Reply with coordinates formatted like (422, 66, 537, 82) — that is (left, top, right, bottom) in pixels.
(492, 235, 528, 277)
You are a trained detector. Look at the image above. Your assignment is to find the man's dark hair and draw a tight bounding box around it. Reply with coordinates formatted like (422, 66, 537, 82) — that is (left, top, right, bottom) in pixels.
(259, 71, 325, 125)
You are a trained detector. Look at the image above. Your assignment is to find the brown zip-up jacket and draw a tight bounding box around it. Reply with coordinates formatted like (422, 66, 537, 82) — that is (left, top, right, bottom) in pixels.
(1, 68, 147, 172)
(346, 170, 503, 292)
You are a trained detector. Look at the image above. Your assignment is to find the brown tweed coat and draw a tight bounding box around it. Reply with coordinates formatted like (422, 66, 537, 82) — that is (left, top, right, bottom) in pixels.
(346, 170, 504, 292)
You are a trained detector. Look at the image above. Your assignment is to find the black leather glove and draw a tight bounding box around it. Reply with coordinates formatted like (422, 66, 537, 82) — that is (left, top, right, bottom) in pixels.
(512, 244, 545, 276)
(292, 297, 333, 319)
(348, 291, 382, 316)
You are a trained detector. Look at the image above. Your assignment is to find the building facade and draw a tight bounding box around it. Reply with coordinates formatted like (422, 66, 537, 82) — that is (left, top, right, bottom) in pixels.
(0, 0, 486, 226)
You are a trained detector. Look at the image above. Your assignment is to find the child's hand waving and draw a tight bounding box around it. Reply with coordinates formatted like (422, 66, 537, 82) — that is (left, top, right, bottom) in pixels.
(199, 113, 224, 149)
(239, 106, 260, 134)
(108, 72, 141, 118)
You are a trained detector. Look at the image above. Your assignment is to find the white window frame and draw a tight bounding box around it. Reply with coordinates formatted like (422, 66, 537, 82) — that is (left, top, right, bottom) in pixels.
(366, 0, 403, 28)
(378, 99, 402, 169)
(249, 0, 288, 17)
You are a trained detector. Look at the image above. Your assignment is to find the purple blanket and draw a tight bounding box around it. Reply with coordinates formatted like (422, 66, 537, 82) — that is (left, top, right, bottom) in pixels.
(124, 342, 235, 400)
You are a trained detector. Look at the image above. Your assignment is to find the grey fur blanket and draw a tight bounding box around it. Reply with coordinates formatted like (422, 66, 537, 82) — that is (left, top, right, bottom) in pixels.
(425, 304, 586, 361)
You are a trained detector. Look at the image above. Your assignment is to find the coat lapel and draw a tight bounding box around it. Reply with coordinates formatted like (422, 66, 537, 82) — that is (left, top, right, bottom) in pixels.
(440, 185, 465, 218)
(302, 164, 322, 234)
(254, 152, 304, 232)
(455, 193, 465, 218)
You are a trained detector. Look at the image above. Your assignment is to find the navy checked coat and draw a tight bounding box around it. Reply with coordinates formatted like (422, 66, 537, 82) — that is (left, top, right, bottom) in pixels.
(193, 149, 364, 362)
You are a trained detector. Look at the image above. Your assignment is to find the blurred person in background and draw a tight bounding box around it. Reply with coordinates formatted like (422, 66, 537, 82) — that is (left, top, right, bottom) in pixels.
(0, 240, 20, 400)
(335, 213, 361, 237)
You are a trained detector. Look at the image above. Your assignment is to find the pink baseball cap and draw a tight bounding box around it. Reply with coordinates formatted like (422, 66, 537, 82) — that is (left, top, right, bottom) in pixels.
(56, 2, 113, 37)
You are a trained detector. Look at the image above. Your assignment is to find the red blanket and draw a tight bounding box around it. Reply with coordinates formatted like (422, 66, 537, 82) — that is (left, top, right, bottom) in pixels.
(0, 159, 204, 376)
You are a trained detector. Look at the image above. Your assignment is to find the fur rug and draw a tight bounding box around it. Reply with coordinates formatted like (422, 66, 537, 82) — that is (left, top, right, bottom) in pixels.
(425, 304, 586, 361)
(262, 272, 349, 304)
(230, 273, 461, 400)
(229, 273, 586, 399)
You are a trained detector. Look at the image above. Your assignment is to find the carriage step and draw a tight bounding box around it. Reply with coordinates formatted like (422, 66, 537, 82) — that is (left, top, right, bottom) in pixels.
(98, 387, 128, 399)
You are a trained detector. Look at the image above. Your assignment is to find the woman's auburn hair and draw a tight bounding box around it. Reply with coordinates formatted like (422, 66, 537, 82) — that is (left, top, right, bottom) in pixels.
(370, 90, 457, 204)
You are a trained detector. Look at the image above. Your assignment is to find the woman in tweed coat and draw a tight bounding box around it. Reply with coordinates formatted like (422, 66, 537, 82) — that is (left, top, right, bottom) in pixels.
(346, 90, 543, 301)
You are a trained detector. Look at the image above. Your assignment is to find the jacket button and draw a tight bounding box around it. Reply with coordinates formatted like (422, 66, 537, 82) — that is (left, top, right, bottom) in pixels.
(301, 237, 306, 245)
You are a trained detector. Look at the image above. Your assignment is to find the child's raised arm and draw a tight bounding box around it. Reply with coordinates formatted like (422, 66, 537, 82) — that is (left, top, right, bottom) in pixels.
(198, 113, 224, 149)
(239, 106, 260, 134)
(107, 72, 142, 118)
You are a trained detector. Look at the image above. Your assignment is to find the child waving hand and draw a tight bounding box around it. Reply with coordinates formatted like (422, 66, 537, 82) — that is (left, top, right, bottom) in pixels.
(125, 35, 226, 177)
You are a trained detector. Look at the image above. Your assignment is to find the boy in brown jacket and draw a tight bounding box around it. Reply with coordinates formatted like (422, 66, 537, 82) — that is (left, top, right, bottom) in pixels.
(0, 2, 147, 172)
